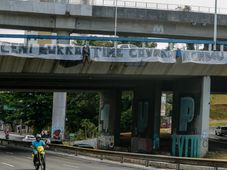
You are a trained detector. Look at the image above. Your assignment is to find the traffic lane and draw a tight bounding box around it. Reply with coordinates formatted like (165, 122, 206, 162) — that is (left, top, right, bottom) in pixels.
(0, 146, 155, 170)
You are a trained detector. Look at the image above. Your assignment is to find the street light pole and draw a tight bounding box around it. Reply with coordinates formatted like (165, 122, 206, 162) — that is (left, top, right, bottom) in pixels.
(114, 0, 118, 55)
(213, 0, 217, 51)
(20, 112, 23, 136)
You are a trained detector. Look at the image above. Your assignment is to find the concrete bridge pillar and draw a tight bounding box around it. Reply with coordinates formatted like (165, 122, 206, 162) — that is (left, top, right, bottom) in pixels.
(51, 31, 70, 142)
(51, 92, 67, 141)
(131, 83, 161, 153)
(97, 90, 121, 149)
(171, 76, 210, 157)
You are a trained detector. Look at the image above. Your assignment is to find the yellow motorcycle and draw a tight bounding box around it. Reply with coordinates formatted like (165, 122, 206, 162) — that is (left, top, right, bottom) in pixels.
(32, 146, 46, 170)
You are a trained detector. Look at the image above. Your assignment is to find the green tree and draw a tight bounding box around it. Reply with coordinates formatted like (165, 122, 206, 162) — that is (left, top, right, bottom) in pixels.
(165, 93, 173, 116)
(0, 92, 52, 134)
(65, 92, 100, 134)
(120, 91, 133, 132)
(73, 39, 157, 48)
(75, 119, 98, 140)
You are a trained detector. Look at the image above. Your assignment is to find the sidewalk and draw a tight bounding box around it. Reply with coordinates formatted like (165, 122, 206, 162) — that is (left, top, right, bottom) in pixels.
(0, 130, 24, 140)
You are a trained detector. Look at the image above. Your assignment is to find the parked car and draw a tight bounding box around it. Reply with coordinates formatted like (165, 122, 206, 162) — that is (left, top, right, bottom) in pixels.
(215, 126, 227, 136)
(22, 135, 36, 142)
(117, 44, 138, 49)
(73, 138, 97, 149)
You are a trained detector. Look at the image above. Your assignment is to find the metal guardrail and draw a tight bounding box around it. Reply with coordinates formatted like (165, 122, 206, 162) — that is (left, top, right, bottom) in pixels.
(1, 138, 227, 170)
(12, 0, 227, 15)
(0, 34, 219, 45)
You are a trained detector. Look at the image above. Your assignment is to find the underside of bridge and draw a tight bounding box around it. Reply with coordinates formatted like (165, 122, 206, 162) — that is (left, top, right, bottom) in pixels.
(0, 72, 224, 93)
(0, 71, 226, 157)
(0, 52, 226, 156)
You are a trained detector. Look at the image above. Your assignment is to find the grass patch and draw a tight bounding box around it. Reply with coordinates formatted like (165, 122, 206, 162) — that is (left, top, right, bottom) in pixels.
(210, 104, 227, 120)
(209, 119, 227, 127)
(206, 151, 227, 160)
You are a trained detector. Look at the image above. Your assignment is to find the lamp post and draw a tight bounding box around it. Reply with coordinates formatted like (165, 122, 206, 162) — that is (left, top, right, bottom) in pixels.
(114, 0, 118, 55)
(20, 112, 24, 136)
(213, 0, 217, 51)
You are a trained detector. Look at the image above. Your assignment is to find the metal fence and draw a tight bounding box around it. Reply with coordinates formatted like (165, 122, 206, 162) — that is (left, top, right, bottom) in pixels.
(15, 0, 227, 15)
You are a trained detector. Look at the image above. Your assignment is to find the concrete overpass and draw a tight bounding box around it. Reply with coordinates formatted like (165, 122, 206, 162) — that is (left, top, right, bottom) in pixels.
(1, 0, 227, 39)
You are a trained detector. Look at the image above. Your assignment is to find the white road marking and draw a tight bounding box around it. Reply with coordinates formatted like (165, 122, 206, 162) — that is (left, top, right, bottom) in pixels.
(26, 157, 32, 160)
(1, 162, 15, 168)
(63, 164, 80, 169)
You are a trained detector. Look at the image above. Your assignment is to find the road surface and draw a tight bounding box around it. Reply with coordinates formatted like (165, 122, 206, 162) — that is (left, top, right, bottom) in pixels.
(0, 146, 160, 170)
(0, 131, 24, 140)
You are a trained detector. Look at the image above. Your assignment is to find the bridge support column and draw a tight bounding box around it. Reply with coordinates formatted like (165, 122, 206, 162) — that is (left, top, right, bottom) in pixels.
(98, 90, 121, 149)
(51, 31, 70, 142)
(131, 84, 161, 153)
(196, 76, 210, 157)
(152, 83, 161, 150)
(171, 76, 210, 157)
(51, 92, 67, 141)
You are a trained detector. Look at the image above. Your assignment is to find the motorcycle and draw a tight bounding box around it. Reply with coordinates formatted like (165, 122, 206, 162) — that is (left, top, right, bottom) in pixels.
(32, 146, 46, 170)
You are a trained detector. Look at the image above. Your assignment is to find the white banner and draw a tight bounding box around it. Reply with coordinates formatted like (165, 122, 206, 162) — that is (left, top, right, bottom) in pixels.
(182, 50, 226, 64)
(0, 42, 176, 63)
(90, 47, 176, 63)
(0, 42, 83, 60)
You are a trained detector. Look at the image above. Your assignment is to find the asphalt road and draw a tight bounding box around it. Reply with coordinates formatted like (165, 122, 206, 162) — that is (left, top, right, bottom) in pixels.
(0, 146, 159, 170)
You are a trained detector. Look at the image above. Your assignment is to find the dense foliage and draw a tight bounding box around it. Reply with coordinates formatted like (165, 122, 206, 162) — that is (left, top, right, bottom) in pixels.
(0, 92, 52, 134)
(0, 91, 100, 136)
(0, 90, 139, 141)
(120, 91, 133, 132)
(73, 39, 157, 48)
(65, 92, 100, 134)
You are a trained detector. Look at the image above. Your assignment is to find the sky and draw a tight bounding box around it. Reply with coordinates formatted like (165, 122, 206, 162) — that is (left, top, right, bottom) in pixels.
(0, 0, 226, 48)
(129, 0, 227, 8)
(0, 29, 24, 43)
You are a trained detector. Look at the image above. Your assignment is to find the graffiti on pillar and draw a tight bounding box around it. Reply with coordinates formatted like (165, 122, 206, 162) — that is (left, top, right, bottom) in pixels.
(51, 126, 64, 141)
(100, 104, 110, 133)
(97, 135, 114, 150)
(179, 97, 195, 132)
(201, 131, 209, 151)
(172, 134, 201, 157)
(137, 101, 149, 133)
(153, 133, 160, 149)
(131, 137, 152, 153)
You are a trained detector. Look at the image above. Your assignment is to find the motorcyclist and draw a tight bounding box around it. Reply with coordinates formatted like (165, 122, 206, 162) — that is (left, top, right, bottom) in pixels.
(31, 134, 46, 165)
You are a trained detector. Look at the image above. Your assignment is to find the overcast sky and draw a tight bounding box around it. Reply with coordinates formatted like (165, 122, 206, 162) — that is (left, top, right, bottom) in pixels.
(142, 0, 225, 8)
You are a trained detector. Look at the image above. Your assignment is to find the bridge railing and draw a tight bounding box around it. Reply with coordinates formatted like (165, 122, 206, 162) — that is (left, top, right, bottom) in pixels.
(15, 0, 227, 15)
(91, 0, 227, 15)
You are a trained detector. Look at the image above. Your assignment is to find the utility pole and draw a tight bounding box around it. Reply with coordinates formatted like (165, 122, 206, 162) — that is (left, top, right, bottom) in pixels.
(213, 0, 217, 51)
(114, 0, 118, 56)
(20, 112, 23, 136)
